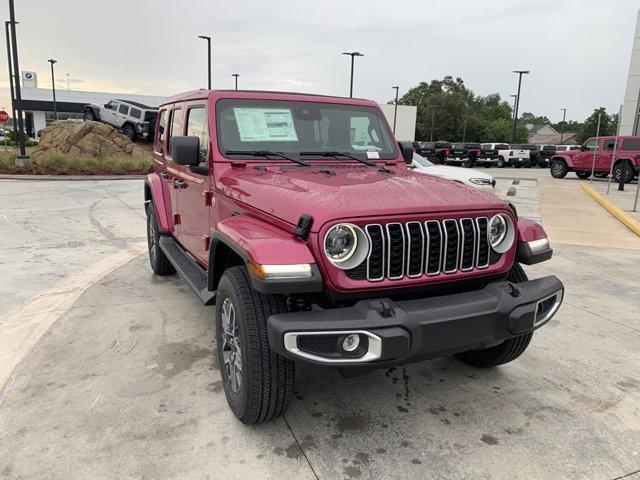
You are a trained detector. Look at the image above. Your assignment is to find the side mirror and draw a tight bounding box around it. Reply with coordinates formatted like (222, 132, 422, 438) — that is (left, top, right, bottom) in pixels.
(171, 136, 200, 167)
(398, 141, 414, 164)
(580, 145, 589, 151)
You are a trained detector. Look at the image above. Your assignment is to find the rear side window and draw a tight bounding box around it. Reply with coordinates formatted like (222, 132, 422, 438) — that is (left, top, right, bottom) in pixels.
(167, 108, 183, 156)
(186, 106, 209, 163)
(603, 140, 617, 151)
(542, 145, 556, 151)
(155, 110, 167, 153)
(119, 104, 129, 115)
(622, 139, 640, 151)
(130, 108, 141, 119)
(495, 144, 509, 149)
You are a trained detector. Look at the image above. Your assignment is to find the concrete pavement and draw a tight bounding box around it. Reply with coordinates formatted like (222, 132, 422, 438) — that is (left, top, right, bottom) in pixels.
(1, 174, 639, 479)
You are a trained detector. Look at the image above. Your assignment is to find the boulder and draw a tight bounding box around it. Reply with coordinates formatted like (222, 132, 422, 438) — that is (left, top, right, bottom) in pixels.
(32, 120, 139, 159)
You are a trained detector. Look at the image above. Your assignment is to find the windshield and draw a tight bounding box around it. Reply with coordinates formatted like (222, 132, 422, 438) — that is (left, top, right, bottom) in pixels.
(412, 153, 434, 167)
(215, 99, 397, 160)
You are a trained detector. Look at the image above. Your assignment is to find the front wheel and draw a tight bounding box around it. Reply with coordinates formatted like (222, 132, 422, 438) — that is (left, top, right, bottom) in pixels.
(146, 203, 175, 276)
(550, 160, 568, 178)
(215, 266, 295, 424)
(83, 111, 96, 121)
(456, 264, 533, 368)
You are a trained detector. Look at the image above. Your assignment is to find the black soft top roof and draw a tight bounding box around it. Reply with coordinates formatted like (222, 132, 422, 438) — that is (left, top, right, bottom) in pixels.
(115, 99, 157, 110)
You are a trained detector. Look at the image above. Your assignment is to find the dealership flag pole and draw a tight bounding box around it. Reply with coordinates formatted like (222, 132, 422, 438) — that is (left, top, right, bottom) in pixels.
(589, 112, 601, 183)
(606, 105, 623, 194)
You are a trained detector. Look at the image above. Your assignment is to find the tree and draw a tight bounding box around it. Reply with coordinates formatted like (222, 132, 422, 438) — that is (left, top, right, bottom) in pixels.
(577, 108, 617, 143)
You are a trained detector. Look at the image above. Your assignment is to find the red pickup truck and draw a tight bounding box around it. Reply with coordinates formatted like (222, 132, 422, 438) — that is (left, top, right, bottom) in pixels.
(144, 90, 564, 424)
(549, 136, 640, 182)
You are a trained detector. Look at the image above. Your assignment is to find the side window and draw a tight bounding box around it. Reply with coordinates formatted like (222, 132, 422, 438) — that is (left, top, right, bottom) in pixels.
(622, 139, 640, 151)
(167, 107, 183, 156)
(130, 108, 141, 119)
(186, 106, 209, 163)
(603, 140, 616, 151)
(155, 110, 167, 153)
(583, 139, 598, 151)
(105, 100, 118, 111)
(119, 104, 129, 115)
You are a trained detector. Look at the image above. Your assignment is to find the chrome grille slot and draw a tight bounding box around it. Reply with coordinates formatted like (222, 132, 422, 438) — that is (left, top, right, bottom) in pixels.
(348, 216, 499, 282)
(442, 219, 460, 273)
(405, 222, 424, 278)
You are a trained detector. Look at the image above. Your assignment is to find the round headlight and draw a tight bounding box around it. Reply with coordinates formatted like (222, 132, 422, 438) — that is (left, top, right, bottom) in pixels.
(324, 224, 369, 269)
(488, 214, 515, 254)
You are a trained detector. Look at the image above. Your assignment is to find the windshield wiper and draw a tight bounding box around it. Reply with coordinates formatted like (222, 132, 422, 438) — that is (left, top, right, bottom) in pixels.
(225, 150, 310, 167)
(299, 151, 393, 173)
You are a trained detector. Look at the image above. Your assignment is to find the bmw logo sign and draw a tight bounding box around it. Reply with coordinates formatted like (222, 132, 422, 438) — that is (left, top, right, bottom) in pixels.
(25, 72, 33, 79)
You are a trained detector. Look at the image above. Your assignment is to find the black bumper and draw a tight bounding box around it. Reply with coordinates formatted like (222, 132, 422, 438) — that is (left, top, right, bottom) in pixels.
(267, 276, 563, 367)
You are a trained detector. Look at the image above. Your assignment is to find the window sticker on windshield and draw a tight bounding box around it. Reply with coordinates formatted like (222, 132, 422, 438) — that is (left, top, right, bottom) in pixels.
(366, 151, 380, 159)
(233, 108, 298, 142)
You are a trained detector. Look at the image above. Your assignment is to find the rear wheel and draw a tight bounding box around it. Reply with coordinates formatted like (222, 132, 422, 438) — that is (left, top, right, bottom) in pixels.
(123, 123, 137, 141)
(215, 266, 295, 424)
(514, 163, 522, 169)
(497, 157, 506, 168)
(576, 171, 591, 179)
(456, 264, 533, 368)
(613, 162, 634, 184)
(550, 160, 568, 178)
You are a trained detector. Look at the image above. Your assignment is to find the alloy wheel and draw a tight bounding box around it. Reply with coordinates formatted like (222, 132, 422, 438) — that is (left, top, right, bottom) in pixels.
(221, 297, 243, 394)
(147, 212, 157, 264)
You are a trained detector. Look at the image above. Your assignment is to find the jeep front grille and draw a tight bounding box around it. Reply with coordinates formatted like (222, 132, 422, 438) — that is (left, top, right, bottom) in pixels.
(351, 218, 492, 281)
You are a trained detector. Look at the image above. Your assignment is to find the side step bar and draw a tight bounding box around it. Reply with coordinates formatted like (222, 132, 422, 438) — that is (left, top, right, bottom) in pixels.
(158, 236, 216, 305)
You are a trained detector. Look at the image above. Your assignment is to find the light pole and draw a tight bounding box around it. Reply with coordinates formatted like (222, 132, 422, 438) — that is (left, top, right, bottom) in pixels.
(232, 73, 239, 90)
(342, 51, 364, 98)
(391, 86, 399, 134)
(462, 117, 467, 142)
(66, 73, 70, 91)
(430, 107, 435, 142)
(48, 59, 58, 120)
(8, 0, 27, 157)
(559, 108, 567, 144)
(5, 21, 17, 138)
(510, 94, 517, 121)
(198, 35, 211, 89)
(511, 70, 530, 143)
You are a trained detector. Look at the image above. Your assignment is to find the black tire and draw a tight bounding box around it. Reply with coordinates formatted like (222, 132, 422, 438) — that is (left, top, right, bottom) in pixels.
(83, 110, 96, 121)
(215, 266, 295, 424)
(146, 203, 175, 275)
(612, 162, 634, 184)
(123, 123, 137, 141)
(576, 171, 591, 179)
(456, 264, 533, 368)
(524, 161, 532, 168)
(497, 157, 506, 168)
(550, 160, 568, 178)
(514, 163, 522, 169)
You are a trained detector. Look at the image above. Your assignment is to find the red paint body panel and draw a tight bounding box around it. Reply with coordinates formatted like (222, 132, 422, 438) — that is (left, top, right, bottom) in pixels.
(517, 218, 547, 243)
(216, 216, 316, 265)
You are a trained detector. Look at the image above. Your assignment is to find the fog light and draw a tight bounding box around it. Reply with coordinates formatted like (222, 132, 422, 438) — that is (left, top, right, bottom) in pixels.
(342, 334, 360, 352)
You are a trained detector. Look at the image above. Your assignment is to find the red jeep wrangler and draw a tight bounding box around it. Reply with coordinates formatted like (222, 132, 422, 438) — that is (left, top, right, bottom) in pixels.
(549, 136, 640, 182)
(144, 90, 564, 424)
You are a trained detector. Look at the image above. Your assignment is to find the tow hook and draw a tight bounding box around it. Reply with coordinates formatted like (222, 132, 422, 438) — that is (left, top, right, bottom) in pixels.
(374, 299, 395, 318)
(507, 283, 521, 298)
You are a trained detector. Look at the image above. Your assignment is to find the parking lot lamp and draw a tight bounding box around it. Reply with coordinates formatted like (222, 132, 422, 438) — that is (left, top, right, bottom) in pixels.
(511, 70, 530, 143)
(232, 73, 239, 90)
(391, 86, 399, 134)
(342, 51, 364, 98)
(66, 73, 70, 91)
(7, 0, 27, 157)
(48, 59, 58, 120)
(5, 21, 17, 138)
(198, 35, 211, 89)
(559, 108, 567, 143)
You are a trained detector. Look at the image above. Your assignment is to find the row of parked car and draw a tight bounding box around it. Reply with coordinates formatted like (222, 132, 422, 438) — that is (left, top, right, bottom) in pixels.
(411, 141, 571, 169)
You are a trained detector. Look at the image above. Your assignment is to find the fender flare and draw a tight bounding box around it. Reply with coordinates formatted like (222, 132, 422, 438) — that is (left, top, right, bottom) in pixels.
(550, 154, 574, 168)
(144, 173, 172, 232)
(208, 216, 322, 294)
(83, 105, 101, 121)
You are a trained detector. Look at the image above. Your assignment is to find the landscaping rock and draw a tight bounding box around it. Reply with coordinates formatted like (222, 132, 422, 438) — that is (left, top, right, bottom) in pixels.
(32, 121, 137, 159)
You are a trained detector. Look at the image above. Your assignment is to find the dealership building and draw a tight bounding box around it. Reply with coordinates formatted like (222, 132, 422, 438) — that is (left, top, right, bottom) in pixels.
(620, 10, 640, 135)
(17, 70, 417, 141)
(18, 71, 165, 137)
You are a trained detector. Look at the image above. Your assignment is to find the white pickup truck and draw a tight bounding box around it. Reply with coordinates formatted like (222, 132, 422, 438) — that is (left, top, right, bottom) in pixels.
(481, 143, 531, 168)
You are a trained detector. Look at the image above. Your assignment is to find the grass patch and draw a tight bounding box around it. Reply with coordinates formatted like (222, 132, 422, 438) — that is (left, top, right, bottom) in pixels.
(0, 151, 153, 175)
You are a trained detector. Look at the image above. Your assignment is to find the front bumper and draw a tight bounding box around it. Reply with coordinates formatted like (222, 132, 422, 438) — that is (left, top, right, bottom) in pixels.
(267, 275, 563, 367)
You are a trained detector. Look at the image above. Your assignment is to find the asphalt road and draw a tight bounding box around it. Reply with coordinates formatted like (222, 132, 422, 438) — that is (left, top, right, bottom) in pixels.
(1, 171, 639, 480)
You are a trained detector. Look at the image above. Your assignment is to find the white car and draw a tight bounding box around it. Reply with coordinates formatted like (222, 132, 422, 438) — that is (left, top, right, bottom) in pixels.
(410, 153, 496, 190)
(482, 143, 531, 168)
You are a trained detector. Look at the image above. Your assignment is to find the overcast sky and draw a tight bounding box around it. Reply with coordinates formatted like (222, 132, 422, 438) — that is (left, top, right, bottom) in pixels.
(1, 0, 638, 122)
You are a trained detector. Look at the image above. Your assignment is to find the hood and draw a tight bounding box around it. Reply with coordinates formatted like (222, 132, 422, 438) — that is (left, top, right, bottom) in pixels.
(218, 164, 507, 231)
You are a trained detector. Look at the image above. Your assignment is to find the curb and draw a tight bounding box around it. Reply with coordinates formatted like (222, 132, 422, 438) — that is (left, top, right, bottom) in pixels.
(580, 182, 640, 237)
(0, 174, 146, 181)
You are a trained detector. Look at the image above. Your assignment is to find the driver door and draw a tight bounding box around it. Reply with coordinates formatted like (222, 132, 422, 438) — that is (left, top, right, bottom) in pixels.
(574, 138, 598, 169)
(102, 100, 119, 126)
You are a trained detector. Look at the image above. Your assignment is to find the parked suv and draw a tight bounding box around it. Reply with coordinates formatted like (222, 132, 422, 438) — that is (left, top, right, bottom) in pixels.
(83, 99, 158, 140)
(550, 136, 640, 182)
(412, 141, 452, 164)
(536, 145, 557, 168)
(482, 143, 531, 168)
(144, 90, 564, 424)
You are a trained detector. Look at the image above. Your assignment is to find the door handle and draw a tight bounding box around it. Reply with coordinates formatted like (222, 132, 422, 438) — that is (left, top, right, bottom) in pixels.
(173, 179, 188, 189)
(159, 171, 169, 179)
